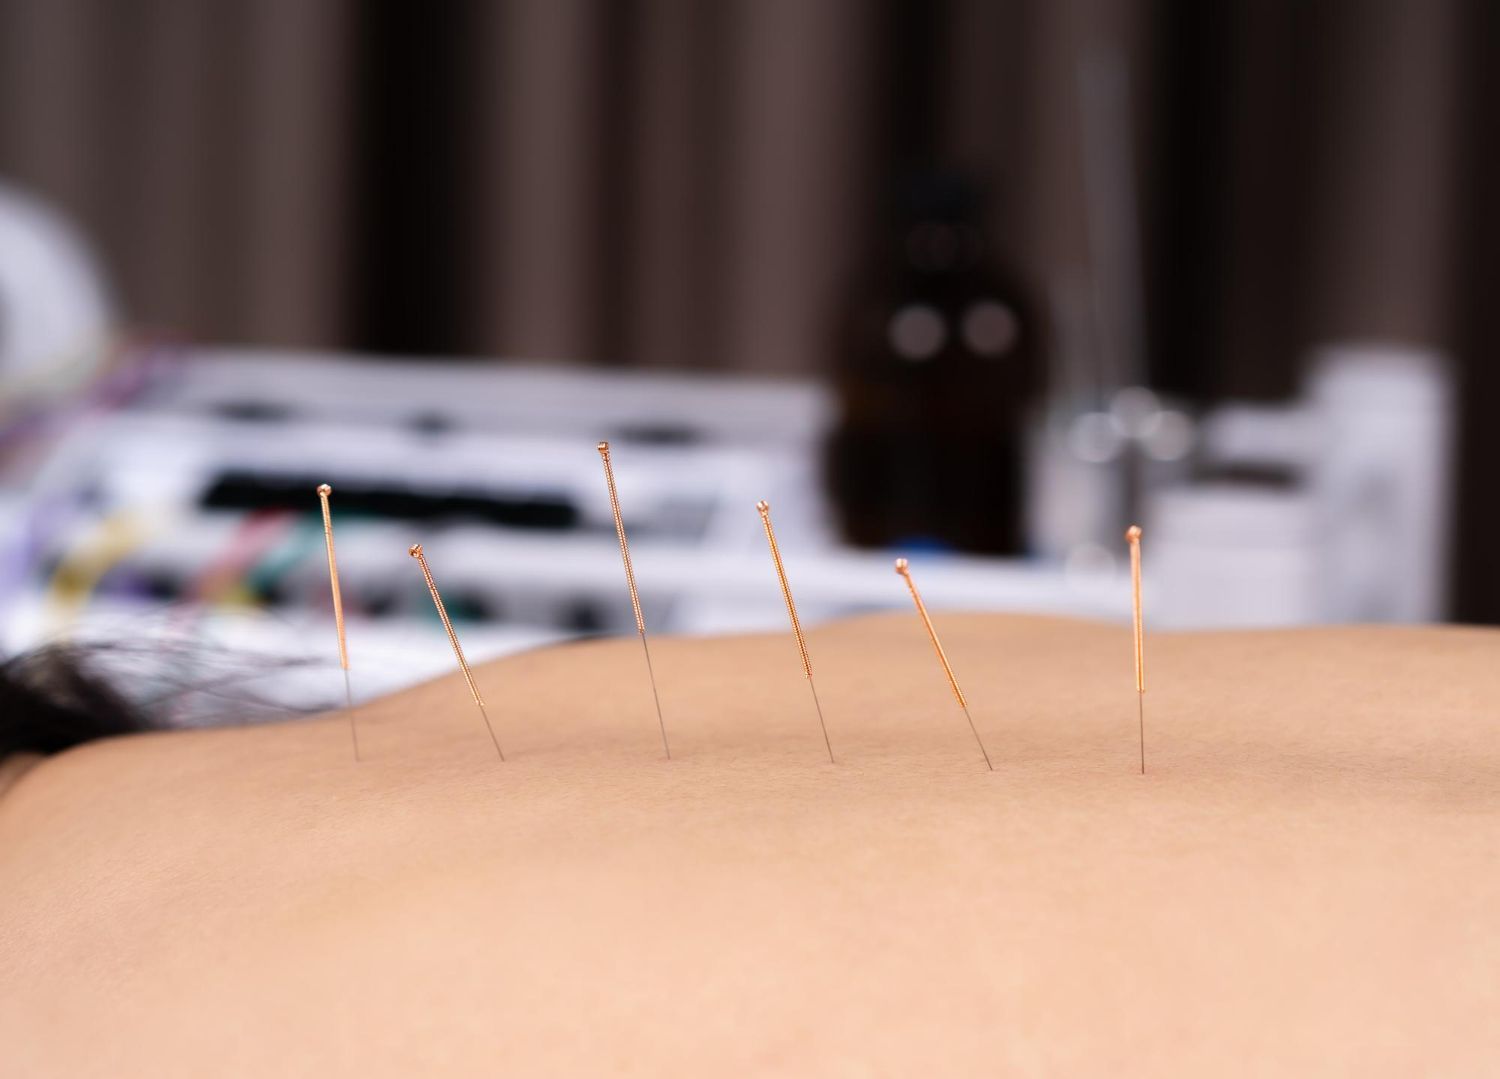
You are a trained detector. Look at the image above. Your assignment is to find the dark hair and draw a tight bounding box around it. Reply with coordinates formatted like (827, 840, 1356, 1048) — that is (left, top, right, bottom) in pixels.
(0, 643, 157, 756)
(0, 635, 325, 758)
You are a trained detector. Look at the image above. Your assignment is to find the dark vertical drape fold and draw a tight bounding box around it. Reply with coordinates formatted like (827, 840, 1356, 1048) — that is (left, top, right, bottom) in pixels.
(1449, 0, 1500, 622)
(0, 0, 1472, 380)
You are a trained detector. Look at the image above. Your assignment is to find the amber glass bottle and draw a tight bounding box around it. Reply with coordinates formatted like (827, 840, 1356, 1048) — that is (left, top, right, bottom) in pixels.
(827, 172, 1040, 553)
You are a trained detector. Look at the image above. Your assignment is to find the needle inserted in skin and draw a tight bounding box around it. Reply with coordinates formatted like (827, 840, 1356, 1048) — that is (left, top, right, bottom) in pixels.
(316, 484, 359, 762)
(756, 500, 835, 764)
(597, 441, 670, 759)
(1126, 525, 1146, 774)
(894, 558, 992, 770)
(409, 544, 504, 761)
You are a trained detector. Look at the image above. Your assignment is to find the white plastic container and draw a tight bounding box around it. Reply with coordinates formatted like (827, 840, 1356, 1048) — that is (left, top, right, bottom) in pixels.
(1306, 343, 1453, 622)
(1148, 483, 1321, 628)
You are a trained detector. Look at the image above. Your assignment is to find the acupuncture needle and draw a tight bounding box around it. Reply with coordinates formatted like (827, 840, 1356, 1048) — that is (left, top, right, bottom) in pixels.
(316, 484, 359, 762)
(756, 500, 835, 764)
(597, 441, 671, 759)
(1126, 525, 1146, 774)
(409, 544, 505, 761)
(894, 558, 993, 770)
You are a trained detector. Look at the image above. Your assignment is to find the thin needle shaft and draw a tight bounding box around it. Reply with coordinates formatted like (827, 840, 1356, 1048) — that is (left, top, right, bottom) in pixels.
(894, 558, 992, 770)
(807, 675, 834, 765)
(317, 484, 359, 762)
(1137, 690, 1145, 775)
(756, 500, 835, 763)
(1127, 525, 1146, 774)
(597, 441, 670, 759)
(341, 666, 360, 761)
(409, 544, 504, 761)
(639, 636, 668, 753)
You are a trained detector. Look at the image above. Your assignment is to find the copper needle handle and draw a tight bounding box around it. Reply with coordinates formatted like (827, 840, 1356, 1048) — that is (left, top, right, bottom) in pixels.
(597, 441, 671, 759)
(318, 484, 359, 762)
(410, 544, 483, 707)
(409, 543, 504, 760)
(317, 484, 349, 671)
(895, 557, 992, 771)
(1127, 525, 1145, 694)
(894, 558, 965, 709)
(757, 500, 834, 763)
(597, 442, 646, 634)
(757, 500, 812, 679)
(1127, 525, 1146, 775)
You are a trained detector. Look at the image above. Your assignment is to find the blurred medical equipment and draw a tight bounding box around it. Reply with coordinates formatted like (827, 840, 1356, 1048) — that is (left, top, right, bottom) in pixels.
(1031, 295, 1452, 627)
(1147, 342, 1452, 627)
(0, 347, 1122, 702)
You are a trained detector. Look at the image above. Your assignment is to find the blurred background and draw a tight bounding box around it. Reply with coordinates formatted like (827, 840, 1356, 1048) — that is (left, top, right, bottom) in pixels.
(0, 0, 1495, 706)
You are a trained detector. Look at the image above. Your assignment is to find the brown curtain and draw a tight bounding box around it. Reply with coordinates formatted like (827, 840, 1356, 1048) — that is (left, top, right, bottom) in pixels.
(468, 0, 879, 373)
(0, 0, 884, 373)
(1146, 0, 1461, 401)
(0, 0, 353, 346)
(0, 0, 1477, 385)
